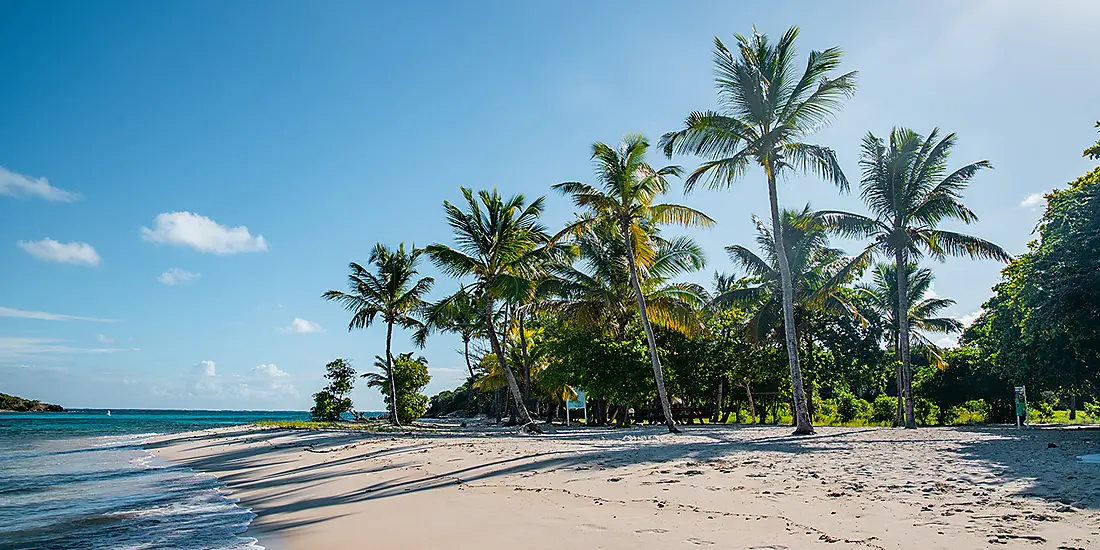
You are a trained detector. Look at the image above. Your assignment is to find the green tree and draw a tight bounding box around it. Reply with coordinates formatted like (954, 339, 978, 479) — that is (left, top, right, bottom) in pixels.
(856, 262, 963, 423)
(322, 243, 434, 426)
(417, 289, 484, 379)
(1084, 121, 1100, 160)
(310, 358, 357, 421)
(427, 188, 562, 433)
(364, 353, 432, 423)
(660, 27, 857, 434)
(554, 134, 714, 433)
(815, 128, 1010, 428)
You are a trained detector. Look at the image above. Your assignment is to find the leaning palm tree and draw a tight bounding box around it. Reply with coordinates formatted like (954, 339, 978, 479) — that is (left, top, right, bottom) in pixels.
(554, 134, 714, 433)
(815, 128, 1011, 428)
(322, 243, 434, 426)
(426, 188, 562, 433)
(660, 26, 857, 434)
(856, 262, 963, 424)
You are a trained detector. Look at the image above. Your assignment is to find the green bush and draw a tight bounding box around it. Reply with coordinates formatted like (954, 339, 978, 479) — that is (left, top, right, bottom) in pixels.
(1083, 401, 1100, 420)
(311, 358, 357, 421)
(389, 354, 432, 423)
(1030, 401, 1055, 423)
(914, 398, 940, 425)
(835, 392, 870, 423)
(870, 395, 896, 423)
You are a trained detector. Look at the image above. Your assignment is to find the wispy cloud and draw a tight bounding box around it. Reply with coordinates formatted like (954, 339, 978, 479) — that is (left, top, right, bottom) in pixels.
(141, 212, 268, 255)
(278, 318, 323, 333)
(185, 361, 297, 399)
(0, 166, 80, 202)
(96, 334, 115, 344)
(0, 337, 127, 358)
(958, 309, 983, 327)
(0, 306, 116, 322)
(158, 268, 201, 285)
(1021, 192, 1048, 209)
(17, 239, 101, 266)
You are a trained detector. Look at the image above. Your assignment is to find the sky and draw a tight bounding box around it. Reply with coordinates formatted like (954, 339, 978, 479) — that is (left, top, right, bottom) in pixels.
(2, 1, 1098, 411)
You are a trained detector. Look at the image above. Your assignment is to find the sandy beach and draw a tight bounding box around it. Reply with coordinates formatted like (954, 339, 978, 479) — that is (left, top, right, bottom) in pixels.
(148, 423, 1100, 550)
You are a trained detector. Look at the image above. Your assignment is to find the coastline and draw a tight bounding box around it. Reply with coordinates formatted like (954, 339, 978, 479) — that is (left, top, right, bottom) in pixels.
(147, 422, 1100, 549)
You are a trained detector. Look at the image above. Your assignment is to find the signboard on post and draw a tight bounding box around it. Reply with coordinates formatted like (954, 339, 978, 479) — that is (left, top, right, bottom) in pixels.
(1014, 385, 1027, 427)
(565, 390, 587, 426)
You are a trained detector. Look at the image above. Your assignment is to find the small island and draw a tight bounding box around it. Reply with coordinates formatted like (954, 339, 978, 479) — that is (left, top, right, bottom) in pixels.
(0, 392, 64, 412)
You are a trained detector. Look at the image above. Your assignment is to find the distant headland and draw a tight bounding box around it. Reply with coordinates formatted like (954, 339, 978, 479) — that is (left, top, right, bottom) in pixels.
(0, 392, 64, 412)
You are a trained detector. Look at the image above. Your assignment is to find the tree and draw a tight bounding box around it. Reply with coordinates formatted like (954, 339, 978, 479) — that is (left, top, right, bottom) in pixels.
(815, 128, 1011, 428)
(322, 243, 434, 426)
(539, 222, 706, 339)
(1084, 121, 1100, 161)
(554, 134, 714, 433)
(364, 353, 432, 423)
(427, 188, 563, 433)
(660, 26, 857, 434)
(856, 262, 963, 423)
(417, 289, 484, 379)
(310, 358, 357, 421)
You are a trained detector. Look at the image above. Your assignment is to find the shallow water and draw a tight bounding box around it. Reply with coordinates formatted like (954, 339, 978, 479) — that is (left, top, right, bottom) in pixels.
(0, 409, 312, 550)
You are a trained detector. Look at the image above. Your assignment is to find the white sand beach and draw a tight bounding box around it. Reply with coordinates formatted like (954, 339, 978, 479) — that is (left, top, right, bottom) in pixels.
(148, 423, 1100, 550)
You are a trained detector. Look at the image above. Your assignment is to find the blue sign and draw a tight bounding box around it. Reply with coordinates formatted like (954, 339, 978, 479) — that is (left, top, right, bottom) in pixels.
(566, 390, 586, 410)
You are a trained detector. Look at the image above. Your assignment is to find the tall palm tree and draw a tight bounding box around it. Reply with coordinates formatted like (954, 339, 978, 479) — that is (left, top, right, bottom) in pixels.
(539, 223, 706, 339)
(856, 262, 963, 424)
(660, 26, 857, 434)
(554, 134, 714, 433)
(416, 289, 484, 379)
(322, 243, 434, 426)
(426, 187, 562, 433)
(815, 128, 1011, 428)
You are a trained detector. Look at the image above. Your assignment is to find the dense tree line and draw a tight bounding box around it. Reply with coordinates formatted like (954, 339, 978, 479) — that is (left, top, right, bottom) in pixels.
(319, 26, 1097, 433)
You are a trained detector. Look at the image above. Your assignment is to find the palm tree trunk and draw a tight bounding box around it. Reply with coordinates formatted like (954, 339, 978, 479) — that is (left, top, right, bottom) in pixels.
(745, 381, 756, 424)
(896, 249, 917, 429)
(766, 169, 814, 435)
(622, 220, 679, 434)
(385, 321, 401, 426)
(484, 295, 538, 432)
(519, 311, 531, 405)
(463, 337, 475, 379)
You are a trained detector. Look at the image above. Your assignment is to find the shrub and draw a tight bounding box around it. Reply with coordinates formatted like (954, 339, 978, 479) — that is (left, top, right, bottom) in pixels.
(870, 395, 896, 423)
(1029, 401, 1055, 423)
(836, 392, 870, 423)
(914, 398, 940, 425)
(388, 354, 432, 423)
(1083, 400, 1100, 420)
(311, 358, 357, 421)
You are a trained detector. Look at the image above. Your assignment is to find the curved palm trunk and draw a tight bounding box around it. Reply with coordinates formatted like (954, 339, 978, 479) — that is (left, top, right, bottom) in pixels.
(519, 311, 531, 405)
(622, 221, 680, 434)
(385, 321, 401, 427)
(766, 169, 814, 435)
(463, 337, 475, 379)
(896, 250, 917, 428)
(484, 295, 539, 432)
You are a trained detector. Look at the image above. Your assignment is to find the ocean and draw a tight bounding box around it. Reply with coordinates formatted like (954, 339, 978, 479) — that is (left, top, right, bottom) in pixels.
(0, 409, 311, 550)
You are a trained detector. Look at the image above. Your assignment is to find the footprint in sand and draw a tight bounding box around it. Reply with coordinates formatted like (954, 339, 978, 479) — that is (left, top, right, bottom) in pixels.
(635, 528, 669, 534)
(686, 537, 715, 545)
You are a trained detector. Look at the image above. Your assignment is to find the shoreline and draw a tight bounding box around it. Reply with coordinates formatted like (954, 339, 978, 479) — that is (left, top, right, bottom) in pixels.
(147, 422, 1100, 549)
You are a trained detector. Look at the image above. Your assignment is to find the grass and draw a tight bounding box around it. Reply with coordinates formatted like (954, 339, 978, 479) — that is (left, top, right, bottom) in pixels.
(253, 420, 410, 432)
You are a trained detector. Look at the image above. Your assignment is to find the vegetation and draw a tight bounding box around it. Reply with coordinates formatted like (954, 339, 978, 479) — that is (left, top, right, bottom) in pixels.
(310, 358, 357, 422)
(314, 29, 1098, 434)
(0, 393, 64, 412)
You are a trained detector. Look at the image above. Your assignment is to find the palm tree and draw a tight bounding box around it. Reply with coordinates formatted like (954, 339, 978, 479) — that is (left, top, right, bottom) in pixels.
(554, 134, 714, 433)
(539, 223, 706, 339)
(426, 187, 562, 433)
(814, 128, 1011, 428)
(660, 26, 857, 434)
(856, 262, 963, 424)
(416, 289, 484, 379)
(322, 243, 434, 426)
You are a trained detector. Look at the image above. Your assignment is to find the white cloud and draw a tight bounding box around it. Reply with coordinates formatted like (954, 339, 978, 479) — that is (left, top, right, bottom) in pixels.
(0, 166, 80, 202)
(141, 212, 268, 255)
(0, 337, 126, 358)
(17, 239, 101, 266)
(252, 364, 290, 377)
(958, 309, 983, 327)
(158, 268, 201, 285)
(193, 360, 216, 377)
(0, 306, 116, 322)
(96, 334, 115, 344)
(1021, 192, 1048, 208)
(278, 318, 323, 333)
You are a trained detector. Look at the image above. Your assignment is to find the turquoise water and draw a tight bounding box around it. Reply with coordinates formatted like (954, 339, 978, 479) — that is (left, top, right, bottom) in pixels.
(0, 409, 311, 550)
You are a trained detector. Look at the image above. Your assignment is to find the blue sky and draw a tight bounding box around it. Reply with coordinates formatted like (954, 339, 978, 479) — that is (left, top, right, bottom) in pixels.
(2, 1, 1098, 410)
